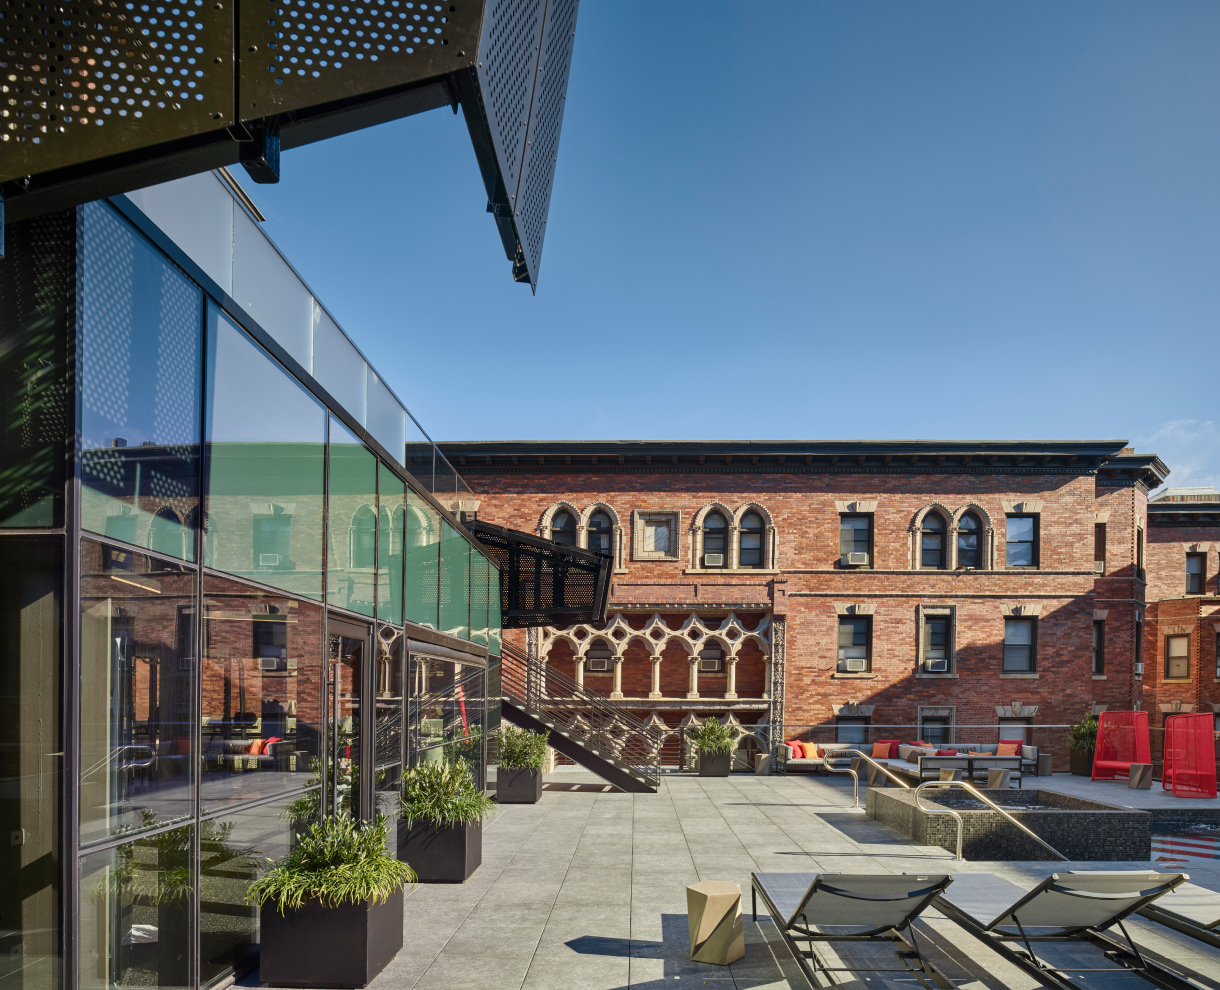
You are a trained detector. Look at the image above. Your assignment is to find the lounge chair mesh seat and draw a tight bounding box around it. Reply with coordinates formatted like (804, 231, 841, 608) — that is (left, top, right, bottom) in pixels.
(1162, 713, 1217, 799)
(751, 872, 954, 988)
(935, 871, 1190, 990)
(1092, 710, 1151, 782)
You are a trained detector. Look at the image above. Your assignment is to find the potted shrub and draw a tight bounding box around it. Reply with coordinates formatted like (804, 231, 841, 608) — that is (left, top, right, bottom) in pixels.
(690, 720, 735, 777)
(496, 724, 549, 804)
(399, 758, 496, 882)
(1069, 711, 1099, 776)
(247, 815, 415, 989)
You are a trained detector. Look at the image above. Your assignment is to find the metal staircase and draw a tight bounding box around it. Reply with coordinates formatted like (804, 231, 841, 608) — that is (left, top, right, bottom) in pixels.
(498, 642, 662, 793)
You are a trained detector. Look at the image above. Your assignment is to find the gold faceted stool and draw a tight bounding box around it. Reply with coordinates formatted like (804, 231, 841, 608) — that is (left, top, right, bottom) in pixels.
(686, 881, 745, 965)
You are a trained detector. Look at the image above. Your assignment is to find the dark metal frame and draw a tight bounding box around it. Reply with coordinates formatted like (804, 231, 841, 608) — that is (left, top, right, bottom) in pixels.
(750, 873, 954, 989)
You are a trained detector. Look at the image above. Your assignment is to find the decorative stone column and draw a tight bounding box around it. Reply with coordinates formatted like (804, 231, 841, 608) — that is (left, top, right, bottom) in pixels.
(728, 525, 740, 569)
(611, 656, 624, 700)
(768, 619, 786, 733)
(725, 657, 738, 700)
(649, 656, 663, 699)
(687, 655, 700, 700)
(762, 654, 771, 700)
(574, 657, 585, 689)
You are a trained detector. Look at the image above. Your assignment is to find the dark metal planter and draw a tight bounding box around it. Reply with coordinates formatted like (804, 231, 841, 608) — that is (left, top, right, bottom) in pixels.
(397, 818, 482, 883)
(1070, 748, 1095, 776)
(258, 887, 403, 989)
(698, 753, 732, 777)
(497, 767, 544, 803)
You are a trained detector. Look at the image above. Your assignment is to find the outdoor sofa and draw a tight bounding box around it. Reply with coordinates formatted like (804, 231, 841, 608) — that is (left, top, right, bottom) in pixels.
(778, 741, 1038, 783)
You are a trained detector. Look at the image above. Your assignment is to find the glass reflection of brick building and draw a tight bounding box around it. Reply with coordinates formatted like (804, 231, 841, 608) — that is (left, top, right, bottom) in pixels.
(0, 174, 500, 990)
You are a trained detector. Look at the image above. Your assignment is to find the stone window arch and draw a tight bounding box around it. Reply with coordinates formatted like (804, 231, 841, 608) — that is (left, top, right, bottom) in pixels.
(952, 504, 994, 570)
(581, 502, 625, 571)
(733, 502, 777, 570)
(910, 504, 952, 570)
(540, 501, 581, 545)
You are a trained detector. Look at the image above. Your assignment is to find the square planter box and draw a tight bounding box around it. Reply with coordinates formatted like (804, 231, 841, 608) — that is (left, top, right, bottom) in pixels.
(698, 753, 732, 777)
(497, 767, 543, 803)
(1070, 748, 1094, 777)
(398, 818, 482, 883)
(259, 886, 403, 989)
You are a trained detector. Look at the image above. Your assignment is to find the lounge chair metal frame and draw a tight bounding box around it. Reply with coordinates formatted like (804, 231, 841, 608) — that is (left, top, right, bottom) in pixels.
(1138, 881, 1220, 952)
(751, 872, 954, 989)
(935, 871, 1196, 990)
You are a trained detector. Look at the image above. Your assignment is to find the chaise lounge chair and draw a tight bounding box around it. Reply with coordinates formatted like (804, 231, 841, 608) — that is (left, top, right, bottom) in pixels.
(750, 871, 954, 988)
(935, 870, 1190, 990)
(1138, 880, 1220, 951)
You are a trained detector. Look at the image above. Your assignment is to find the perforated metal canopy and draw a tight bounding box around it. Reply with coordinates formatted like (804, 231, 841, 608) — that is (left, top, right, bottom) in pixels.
(466, 519, 610, 628)
(0, 0, 579, 288)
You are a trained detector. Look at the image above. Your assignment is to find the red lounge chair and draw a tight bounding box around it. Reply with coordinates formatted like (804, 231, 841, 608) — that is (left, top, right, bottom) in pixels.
(1092, 711, 1150, 782)
(1163, 713, 1217, 799)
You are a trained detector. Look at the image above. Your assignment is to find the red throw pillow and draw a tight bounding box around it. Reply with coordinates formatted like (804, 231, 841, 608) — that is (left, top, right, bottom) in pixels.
(876, 739, 900, 759)
(1000, 738, 1025, 750)
(904, 740, 930, 748)
(785, 740, 805, 759)
(247, 739, 264, 755)
(935, 749, 958, 756)
(262, 736, 283, 754)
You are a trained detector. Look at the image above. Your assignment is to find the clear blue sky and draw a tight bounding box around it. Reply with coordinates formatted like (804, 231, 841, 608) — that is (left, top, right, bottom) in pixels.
(245, 1, 1220, 488)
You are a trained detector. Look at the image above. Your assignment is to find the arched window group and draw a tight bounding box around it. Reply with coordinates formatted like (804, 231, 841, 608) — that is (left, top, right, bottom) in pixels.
(544, 504, 623, 569)
(695, 504, 773, 570)
(916, 507, 987, 569)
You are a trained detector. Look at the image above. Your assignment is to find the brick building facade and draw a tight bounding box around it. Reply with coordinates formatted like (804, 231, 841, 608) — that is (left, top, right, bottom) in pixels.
(443, 441, 1171, 747)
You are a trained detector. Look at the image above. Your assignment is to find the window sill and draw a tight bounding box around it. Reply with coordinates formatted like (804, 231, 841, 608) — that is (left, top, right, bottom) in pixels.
(916, 672, 958, 679)
(683, 568, 780, 575)
(999, 672, 1039, 679)
(1163, 678, 1192, 684)
(1092, 674, 1106, 680)
(832, 672, 877, 679)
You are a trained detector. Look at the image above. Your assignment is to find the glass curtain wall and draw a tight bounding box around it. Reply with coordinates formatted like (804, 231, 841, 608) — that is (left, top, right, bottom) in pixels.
(63, 200, 498, 990)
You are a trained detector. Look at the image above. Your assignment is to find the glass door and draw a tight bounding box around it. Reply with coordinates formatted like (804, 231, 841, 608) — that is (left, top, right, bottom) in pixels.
(327, 617, 370, 818)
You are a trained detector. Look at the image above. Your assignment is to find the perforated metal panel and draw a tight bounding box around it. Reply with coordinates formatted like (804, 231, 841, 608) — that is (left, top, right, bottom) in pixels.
(239, 0, 481, 119)
(0, 0, 234, 182)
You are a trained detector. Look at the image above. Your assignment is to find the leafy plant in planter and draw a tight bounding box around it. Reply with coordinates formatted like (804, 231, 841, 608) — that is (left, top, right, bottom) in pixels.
(1068, 711, 1099, 776)
(689, 720, 735, 777)
(399, 758, 496, 882)
(246, 815, 415, 988)
(496, 725, 550, 804)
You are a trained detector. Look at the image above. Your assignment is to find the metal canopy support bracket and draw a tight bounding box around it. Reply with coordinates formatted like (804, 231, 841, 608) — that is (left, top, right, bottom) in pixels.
(238, 119, 281, 184)
(467, 519, 610, 628)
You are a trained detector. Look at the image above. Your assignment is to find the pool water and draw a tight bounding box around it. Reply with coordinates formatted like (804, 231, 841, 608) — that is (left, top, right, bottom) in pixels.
(1153, 823, 1220, 865)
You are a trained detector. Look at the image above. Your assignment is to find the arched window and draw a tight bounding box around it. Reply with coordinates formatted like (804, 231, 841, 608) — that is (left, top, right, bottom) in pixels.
(739, 511, 765, 568)
(585, 638, 613, 672)
(703, 511, 728, 568)
(587, 510, 613, 555)
(148, 507, 183, 558)
(351, 505, 376, 568)
(957, 512, 981, 569)
(550, 509, 576, 546)
(920, 511, 946, 569)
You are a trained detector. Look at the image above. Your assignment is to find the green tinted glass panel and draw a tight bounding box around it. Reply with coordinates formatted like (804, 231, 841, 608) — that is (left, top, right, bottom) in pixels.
(327, 418, 377, 618)
(79, 201, 203, 561)
(378, 463, 405, 625)
(470, 553, 489, 648)
(439, 522, 470, 640)
(489, 565, 501, 656)
(0, 212, 71, 527)
(405, 487, 439, 629)
(204, 307, 326, 598)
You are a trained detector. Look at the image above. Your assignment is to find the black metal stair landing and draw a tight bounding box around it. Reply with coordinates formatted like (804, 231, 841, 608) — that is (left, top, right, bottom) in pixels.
(498, 643, 662, 795)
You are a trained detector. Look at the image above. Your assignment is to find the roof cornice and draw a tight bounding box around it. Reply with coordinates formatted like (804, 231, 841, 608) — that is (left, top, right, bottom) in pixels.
(1096, 454, 1170, 493)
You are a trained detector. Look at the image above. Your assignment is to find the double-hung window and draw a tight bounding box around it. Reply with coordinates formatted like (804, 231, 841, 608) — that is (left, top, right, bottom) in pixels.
(1186, 553, 1206, 595)
(957, 512, 981, 568)
(1005, 515, 1037, 568)
(1094, 523, 1106, 574)
(918, 605, 954, 674)
(1002, 617, 1036, 672)
(840, 515, 872, 567)
(920, 512, 946, 569)
(587, 510, 613, 555)
(837, 616, 871, 673)
(1092, 620, 1105, 675)
(739, 511, 765, 568)
(702, 511, 728, 568)
(1166, 635, 1190, 680)
(550, 509, 577, 546)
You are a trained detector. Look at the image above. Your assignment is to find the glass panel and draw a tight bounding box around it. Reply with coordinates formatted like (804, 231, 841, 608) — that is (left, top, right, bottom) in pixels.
(1006, 516, 1035, 542)
(204, 307, 326, 597)
(922, 719, 951, 747)
(80, 201, 203, 562)
(328, 625, 366, 818)
(200, 574, 325, 815)
(311, 303, 366, 424)
(1002, 618, 1034, 671)
(79, 826, 194, 990)
(408, 655, 485, 788)
(439, 523, 470, 640)
(374, 626, 404, 816)
(405, 487, 440, 630)
(0, 213, 71, 527)
(80, 539, 196, 844)
(835, 719, 867, 744)
(925, 619, 948, 659)
(1006, 542, 1034, 567)
(0, 537, 63, 989)
(230, 210, 313, 371)
(470, 554, 490, 648)
(550, 511, 576, 545)
(378, 463, 405, 626)
(327, 419, 377, 618)
(839, 516, 870, 554)
(434, 453, 458, 501)
(488, 566, 502, 657)
(921, 532, 942, 567)
(365, 369, 406, 461)
(199, 797, 297, 988)
(403, 414, 433, 493)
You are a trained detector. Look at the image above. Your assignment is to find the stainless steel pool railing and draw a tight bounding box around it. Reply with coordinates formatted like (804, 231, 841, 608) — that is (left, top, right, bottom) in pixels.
(913, 780, 1068, 862)
(822, 749, 913, 808)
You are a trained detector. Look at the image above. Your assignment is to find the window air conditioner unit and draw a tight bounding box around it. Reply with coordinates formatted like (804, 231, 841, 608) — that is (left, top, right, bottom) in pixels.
(844, 659, 867, 673)
(1094, 560, 1105, 574)
(587, 657, 610, 672)
(1134, 662, 1144, 677)
(925, 657, 948, 672)
(703, 553, 725, 567)
(699, 658, 722, 673)
(845, 552, 869, 566)
(258, 657, 282, 671)
(259, 553, 280, 566)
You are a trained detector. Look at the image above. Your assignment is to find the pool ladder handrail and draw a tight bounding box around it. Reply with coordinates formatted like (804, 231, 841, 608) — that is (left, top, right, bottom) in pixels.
(822, 749, 914, 808)
(913, 780, 1069, 862)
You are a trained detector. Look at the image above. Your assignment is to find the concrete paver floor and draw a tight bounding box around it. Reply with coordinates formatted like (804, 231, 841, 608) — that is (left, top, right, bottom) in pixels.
(252, 770, 1220, 989)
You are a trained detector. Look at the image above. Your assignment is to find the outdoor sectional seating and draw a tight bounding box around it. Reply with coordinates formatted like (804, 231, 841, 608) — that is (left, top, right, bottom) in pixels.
(205, 737, 302, 772)
(778, 741, 1038, 784)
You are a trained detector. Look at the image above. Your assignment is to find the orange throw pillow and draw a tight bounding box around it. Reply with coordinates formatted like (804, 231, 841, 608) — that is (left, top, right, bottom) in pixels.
(966, 751, 990, 757)
(871, 741, 891, 759)
(247, 739, 264, 755)
(786, 741, 805, 759)
(997, 743, 1020, 757)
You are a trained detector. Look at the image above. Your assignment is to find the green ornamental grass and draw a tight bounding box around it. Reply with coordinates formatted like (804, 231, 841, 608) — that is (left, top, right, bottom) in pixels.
(245, 815, 415, 915)
(497, 725, 549, 770)
(689, 719, 735, 756)
(400, 757, 497, 829)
